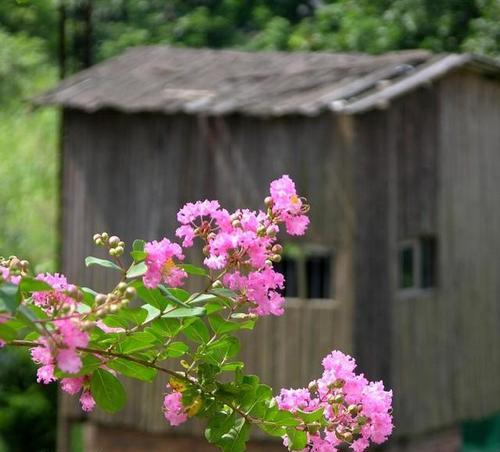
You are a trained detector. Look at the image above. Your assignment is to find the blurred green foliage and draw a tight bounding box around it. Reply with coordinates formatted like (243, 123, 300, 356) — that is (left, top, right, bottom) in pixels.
(0, 349, 57, 452)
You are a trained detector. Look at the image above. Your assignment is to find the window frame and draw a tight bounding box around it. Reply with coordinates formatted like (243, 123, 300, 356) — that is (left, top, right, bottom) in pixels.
(397, 236, 438, 296)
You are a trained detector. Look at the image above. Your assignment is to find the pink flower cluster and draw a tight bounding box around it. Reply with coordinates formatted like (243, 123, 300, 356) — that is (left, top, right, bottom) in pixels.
(276, 350, 393, 452)
(143, 239, 187, 289)
(163, 386, 188, 426)
(28, 273, 96, 412)
(153, 175, 310, 316)
(0, 264, 21, 285)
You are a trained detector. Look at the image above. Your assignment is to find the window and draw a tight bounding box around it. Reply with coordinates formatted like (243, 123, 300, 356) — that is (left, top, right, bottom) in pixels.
(398, 236, 437, 291)
(275, 244, 333, 300)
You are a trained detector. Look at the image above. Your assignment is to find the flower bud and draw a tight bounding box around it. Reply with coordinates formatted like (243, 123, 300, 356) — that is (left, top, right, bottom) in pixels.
(95, 238, 104, 246)
(343, 432, 353, 443)
(117, 282, 127, 292)
(265, 259, 273, 266)
(118, 241, 125, 248)
(109, 304, 120, 314)
(307, 422, 321, 435)
(125, 287, 136, 300)
(347, 404, 359, 416)
(256, 225, 266, 235)
(108, 236, 120, 247)
(101, 232, 109, 241)
(95, 293, 107, 305)
(202, 245, 210, 256)
(332, 394, 344, 404)
(109, 248, 117, 256)
(270, 254, 281, 263)
(357, 415, 368, 426)
(231, 220, 241, 228)
(20, 260, 29, 271)
(266, 225, 278, 237)
(308, 381, 318, 394)
(271, 244, 283, 254)
(95, 308, 106, 318)
(81, 320, 95, 331)
(93, 233, 101, 242)
(264, 196, 273, 207)
(114, 246, 124, 256)
(333, 378, 345, 388)
(66, 285, 79, 299)
(211, 280, 223, 289)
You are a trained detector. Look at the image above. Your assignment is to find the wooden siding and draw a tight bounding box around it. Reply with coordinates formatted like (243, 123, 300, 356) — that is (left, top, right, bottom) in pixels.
(438, 71, 500, 423)
(59, 110, 355, 439)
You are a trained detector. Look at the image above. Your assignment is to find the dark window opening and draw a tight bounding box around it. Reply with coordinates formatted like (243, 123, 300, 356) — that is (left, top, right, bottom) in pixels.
(420, 237, 437, 288)
(398, 236, 437, 291)
(399, 245, 414, 289)
(275, 246, 333, 300)
(306, 255, 331, 299)
(275, 257, 299, 298)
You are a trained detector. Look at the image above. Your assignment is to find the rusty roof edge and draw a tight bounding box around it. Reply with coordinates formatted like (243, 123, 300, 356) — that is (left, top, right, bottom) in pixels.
(336, 53, 500, 115)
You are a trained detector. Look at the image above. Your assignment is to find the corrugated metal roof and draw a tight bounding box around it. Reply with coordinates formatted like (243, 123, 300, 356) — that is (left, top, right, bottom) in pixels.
(35, 46, 500, 117)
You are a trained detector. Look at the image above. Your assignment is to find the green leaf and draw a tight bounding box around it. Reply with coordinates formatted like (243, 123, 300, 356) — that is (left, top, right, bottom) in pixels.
(81, 287, 97, 307)
(19, 277, 53, 293)
(107, 358, 157, 382)
(221, 362, 244, 372)
(160, 286, 191, 306)
(133, 239, 145, 252)
(146, 318, 182, 338)
(205, 411, 236, 444)
(131, 280, 171, 311)
(286, 427, 308, 450)
(0, 284, 19, 313)
(179, 264, 208, 277)
(90, 368, 126, 413)
(183, 318, 210, 343)
(210, 288, 237, 299)
(0, 323, 17, 341)
(205, 336, 240, 364)
(126, 261, 147, 279)
(165, 341, 189, 358)
(188, 293, 220, 304)
(119, 332, 157, 353)
(220, 417, 251, 452)
(209, 315, 243, 334)
(85, 256, 122, 272)
(162, 306, 206, 318)
(130, 250, 147, 262)
(295, 407, 325, 423)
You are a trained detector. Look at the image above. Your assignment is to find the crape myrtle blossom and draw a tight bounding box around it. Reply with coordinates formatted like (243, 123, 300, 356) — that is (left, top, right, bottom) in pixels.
(26, 272, 98, 412)
(276, 351, 393, 452)
(172, 174, 310, 317)
(0, 174, 394, 450)
(143, 238, 187, 289)
(163, 386, 189, 426)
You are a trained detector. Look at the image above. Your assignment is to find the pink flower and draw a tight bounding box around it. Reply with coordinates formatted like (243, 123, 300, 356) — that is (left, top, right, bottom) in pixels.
(80, 391, 96, 412)
(143, 238, 187, 289)
(32, 273, 75, 312)
(177, 200, 220, 224)
(37, 364, 56, 384)
(284, 214, 310, 236)
(57, 348, 82, 374)
(163, 389, 188, 426)
(277, 350, 393, 452)
(0, 265, 21, 285)
(0, 340, 5, 348)
(61, 377, 84, 395)
(56, 319, 89, 349)
(270, 175, 303, 215)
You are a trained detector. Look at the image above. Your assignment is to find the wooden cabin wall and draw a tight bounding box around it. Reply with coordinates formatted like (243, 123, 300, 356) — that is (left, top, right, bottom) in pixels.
(352, 84, 444, 436)
(438, 71, 500, 422)
(353, 74, 500, 438)
(59, 109, 356, 438)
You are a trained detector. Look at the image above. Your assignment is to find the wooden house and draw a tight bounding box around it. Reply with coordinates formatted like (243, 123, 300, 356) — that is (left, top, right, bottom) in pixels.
(37, 47, 500, 451)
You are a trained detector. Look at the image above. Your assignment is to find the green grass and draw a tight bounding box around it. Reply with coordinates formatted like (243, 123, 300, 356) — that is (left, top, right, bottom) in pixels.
(0, 68, 59, 272)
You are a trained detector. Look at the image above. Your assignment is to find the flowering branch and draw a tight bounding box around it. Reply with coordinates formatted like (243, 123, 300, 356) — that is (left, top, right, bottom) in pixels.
(0, 175, 393, 451)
